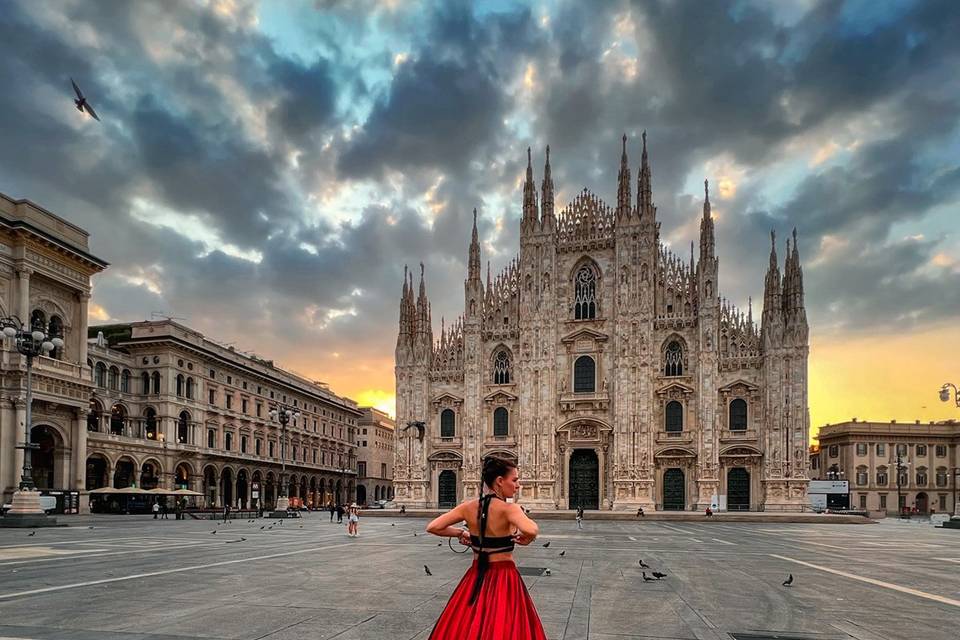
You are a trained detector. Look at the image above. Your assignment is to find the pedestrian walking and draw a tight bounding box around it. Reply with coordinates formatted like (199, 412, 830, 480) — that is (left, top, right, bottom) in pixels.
(152, 501, 160, 519)
(160, 501, 169, 519)
(575, 505, 583, 530)
(175, 500, 182, 520)
(223, 504, 231, 523)
(329, 502, 335, 522)
(336, 503, 344, 523)
(347, 504, 360, 537)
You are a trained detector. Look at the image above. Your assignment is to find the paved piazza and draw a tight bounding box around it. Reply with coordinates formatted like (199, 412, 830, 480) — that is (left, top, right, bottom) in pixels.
(0, 515, 957, 640)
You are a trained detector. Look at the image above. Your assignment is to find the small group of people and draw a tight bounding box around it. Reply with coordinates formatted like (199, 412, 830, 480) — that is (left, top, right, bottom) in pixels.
(325, 502, 360, 536)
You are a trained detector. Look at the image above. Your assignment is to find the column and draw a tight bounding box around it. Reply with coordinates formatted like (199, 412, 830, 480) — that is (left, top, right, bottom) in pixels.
(77, 292, 90, 365)
(73, 410, 87, 489)
(15, 268, 31, 320)
(13, 400, 26, 488)
(214, 473, 222, 508)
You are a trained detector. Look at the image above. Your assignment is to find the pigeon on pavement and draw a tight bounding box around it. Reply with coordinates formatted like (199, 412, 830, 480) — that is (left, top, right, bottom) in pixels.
(424, 565, 432, 576)
(639, 559, 650, 568)
(642, 572, 654, 582)
(27, 531, 36, 537)
(559, 550, 565, 557)
(782, 574, 793, 587)
(542, 541, 550, 548)
(652, 571, 667, 580)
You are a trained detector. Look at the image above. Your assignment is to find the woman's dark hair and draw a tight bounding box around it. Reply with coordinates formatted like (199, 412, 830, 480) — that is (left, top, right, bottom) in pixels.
(481, 456, 516, 489)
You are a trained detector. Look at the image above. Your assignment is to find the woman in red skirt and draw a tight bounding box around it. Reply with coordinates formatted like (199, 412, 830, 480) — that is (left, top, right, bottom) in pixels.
(426, 456, 547, 639)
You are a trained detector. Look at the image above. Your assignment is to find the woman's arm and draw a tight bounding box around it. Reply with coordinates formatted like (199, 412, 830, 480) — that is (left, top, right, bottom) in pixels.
(506, 503, 538, 542)
(426, 502, 467, 538)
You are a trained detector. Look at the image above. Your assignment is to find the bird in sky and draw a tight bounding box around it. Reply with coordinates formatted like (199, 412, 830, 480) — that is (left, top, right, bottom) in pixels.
(782, 574, 794, 587)
(642, 572, 654, 582)
(639, 559, 650, 568)
(424, 565, 433, 576)
(70, 78, 100, 121)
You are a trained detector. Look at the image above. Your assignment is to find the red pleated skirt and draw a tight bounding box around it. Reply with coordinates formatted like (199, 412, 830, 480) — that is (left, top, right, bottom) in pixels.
(429, 559, 547, 640)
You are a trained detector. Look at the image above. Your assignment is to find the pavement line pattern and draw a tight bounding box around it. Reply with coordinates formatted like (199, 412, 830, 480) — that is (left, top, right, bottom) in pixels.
(0, 542, 353, 601)
(711, 537, 735, 545)
(769, 554, 960, 609)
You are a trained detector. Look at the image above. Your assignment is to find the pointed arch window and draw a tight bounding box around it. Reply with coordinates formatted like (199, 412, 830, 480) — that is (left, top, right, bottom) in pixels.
(573, 356, 595, 393)
(493, 407, 509, 436)
(152, 371, 161, 394)
(493, 350, 511, 385)
(574, 265, 598, 320)
(729, 399, 747, 431)
(141, 372, 150, 394)
(665, 401, 683, 432)
(440, 409, 456, 438)
(176, 374, 184, 397)
(665, 341, 684, 376)
(186, 377, 194, 400)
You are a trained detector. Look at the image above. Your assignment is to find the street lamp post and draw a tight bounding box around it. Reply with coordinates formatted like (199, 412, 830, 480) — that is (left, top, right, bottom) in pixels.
(939, 383, 959, 408)
(0, 314, 64, 527)
(894, 453, 910, 519)
(269, 403, 300, 515)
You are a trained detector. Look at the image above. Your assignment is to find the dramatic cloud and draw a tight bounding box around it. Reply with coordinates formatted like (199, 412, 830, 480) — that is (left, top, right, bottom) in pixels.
(0, 0, 957, 425)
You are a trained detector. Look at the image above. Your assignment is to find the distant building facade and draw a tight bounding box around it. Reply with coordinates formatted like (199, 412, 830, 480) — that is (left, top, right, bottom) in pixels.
(811, 419, 959, 515)
(0, 192, 107, 505)
(356, 407, 394, 505)
(86, 321, 361, 509)
(395, 137, 811, 511)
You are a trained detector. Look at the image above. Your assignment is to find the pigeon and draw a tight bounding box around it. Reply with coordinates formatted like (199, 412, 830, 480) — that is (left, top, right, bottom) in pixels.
(542, 541, 551, 548)
(391, 523, 395, 527)
(88, 526, 95, 530)
(782, 574, 793, 587)
(424, 565, 432, 576)
(27, 531, 36, 537)
(260, 526, 266, 530)
(267, 526, 273, 530)
(652, 571, 667, 580)
(559, 550, 565, 557)
(437, 543, 442, 546)
(70, 78, 100, 121)
(226, 537, 247, 544)
(642, 572, 654, 582)
(413, 533, 418, 537)
(544, 568, 551, 576)
(639, 559, 650, 568)
(211, 530, 217, 534)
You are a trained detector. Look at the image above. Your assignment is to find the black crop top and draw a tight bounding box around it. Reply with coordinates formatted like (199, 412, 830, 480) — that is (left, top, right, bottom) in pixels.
(468, 493, 515, 604)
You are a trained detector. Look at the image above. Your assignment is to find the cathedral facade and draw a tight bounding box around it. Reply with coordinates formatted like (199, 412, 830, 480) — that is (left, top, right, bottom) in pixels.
(394, 134, 810, 511)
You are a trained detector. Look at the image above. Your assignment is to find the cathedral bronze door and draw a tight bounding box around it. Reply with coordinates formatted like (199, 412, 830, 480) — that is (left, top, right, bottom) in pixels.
(662, 468, 685, 510)
(568, 449, 599, 510)
(727, 467, 750, 511)
(438, 470, 457, 508)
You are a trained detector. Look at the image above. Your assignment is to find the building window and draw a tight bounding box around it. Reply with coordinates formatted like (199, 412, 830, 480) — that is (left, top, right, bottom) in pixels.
(210, 369, 216, 378)
(108, 366, 119, 390)
(829, 445, 838, 458)
(811, 456, 819, 470)
(856, 466, 868, 486)
(241, 436, 248, 453)
(209, 389, 216, 404)
(936, 445, 947, 457)
(896, 444, 907, 457)
(225, 433, 233, 451)
(358, 461, 366, 477)
(876, 443, 885, 457)
(939, 494, 947, 511)
(144, 408, 158, 440)
(256, 403, 262, 417)
(493, 350, 511, 385)
(916, 444, 927, 457)
(729, 399, 747, 431)
(48, 315, 64, 358)
(493, 407, 509, 436)
(313, 449, 317, 464)
(152, 371, 161, 394)
(856, 443, 867, 456)
(226, 395, 233, 410)
(142, 372, 150, 394)
(381, 463, 387, 478)
(573, 356, 596, 392)
(936, 468, 948, 487)
(176, 374, 184, 397)
(227, 375, 232, 385)
(573, 264, 597, 320)
(859, 494, 867, 509)
(879, 494, 887, 509)
(242, 398, 248, 414)
(440, 409, 455, 438)
(269, 441, 275, 457)
(876, 468, 888, 486)
(121, 370, 131, 393)
(207, 430, 216, 448)
(664, 341, 684, 376)
(95, 362, 107, 387)
(665, 401, 683, 432)
(186, 377, 194, 400)
(916, 469, 927, 486)
(177, 411, 189, 443)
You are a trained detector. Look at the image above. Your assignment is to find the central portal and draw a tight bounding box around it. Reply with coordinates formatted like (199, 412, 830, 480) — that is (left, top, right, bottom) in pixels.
(568, 449, 599, 510)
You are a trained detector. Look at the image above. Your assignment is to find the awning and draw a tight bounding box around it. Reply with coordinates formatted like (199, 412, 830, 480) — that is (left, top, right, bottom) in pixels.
(172, 489, 204, 496)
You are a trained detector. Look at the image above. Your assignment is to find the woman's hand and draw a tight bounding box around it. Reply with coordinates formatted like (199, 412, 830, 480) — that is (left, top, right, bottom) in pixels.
(457, 528, 471, 546)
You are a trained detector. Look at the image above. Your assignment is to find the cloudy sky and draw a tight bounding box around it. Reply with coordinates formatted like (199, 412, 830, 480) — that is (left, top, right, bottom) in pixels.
(1, 0, 958, 436)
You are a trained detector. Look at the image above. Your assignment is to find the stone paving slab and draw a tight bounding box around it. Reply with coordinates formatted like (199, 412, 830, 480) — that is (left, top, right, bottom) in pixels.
(0, 515, 956, 639)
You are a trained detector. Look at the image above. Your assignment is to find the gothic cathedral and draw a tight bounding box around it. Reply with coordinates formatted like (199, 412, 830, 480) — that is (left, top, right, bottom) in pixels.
(395, 134, 810, 511)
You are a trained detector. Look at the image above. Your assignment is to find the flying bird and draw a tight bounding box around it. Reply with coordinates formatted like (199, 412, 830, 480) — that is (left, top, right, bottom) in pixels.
(642, 572, 654, 582)
(424, 565, 433, 576)
(639, 559, 650, 568)
(542, 541, 551, 548)
(71, 78, 100, 121)
(652, 571, 667, 580)
(782, 574, 793, 587)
